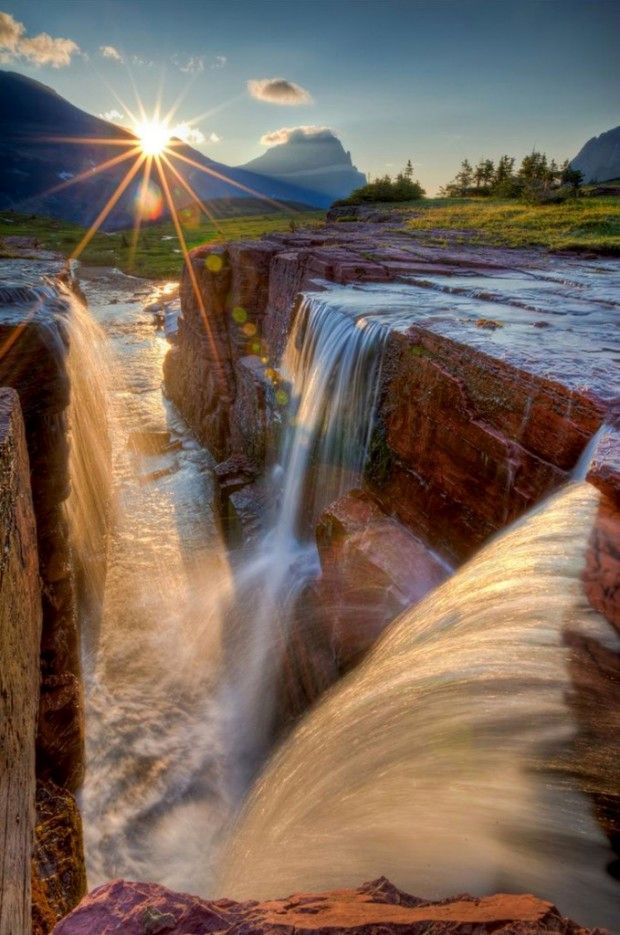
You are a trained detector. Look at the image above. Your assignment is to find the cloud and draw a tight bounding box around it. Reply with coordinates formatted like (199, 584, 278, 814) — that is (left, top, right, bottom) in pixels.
(208, 131, 221, 143)
(100, 44, 123, 62)
(212, 55, 227, 69)
(260, 125, 334, 146)
(0, 10, 80, 67)
(100, 108, 125, 123)
(130, 54, 153, 67)
(179, 55, 204, 74)
(0, 11, 23, 52)
(247, 77, 312, 106)
(172, 122, 205, 145)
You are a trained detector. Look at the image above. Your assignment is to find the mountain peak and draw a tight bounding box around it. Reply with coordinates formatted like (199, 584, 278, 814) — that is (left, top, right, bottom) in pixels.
(241, 126, 366, 201)
(570, 124, 620, 183)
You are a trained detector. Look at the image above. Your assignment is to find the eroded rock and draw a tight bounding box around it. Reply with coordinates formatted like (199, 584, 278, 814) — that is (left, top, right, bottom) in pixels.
(52, 877, 603, 935)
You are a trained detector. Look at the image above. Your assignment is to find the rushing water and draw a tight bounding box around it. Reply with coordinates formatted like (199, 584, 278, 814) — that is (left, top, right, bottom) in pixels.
(72, 276, 389, 890)
(74, 270, 233, 891)
(58, 270, 618, 930)
(219, 481, 620, 930)
(220, 295, 389, 795)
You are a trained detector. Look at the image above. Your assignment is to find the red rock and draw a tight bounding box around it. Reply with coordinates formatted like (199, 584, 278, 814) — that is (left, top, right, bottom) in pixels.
(52, 877, 604, 935)
(587, 424, 620, 508)
(0, 389, 41, 935)
(315, 489, 449, 667)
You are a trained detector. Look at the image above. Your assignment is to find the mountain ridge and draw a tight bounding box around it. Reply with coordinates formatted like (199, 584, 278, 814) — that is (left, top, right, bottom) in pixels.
(0, 70, 334, 228)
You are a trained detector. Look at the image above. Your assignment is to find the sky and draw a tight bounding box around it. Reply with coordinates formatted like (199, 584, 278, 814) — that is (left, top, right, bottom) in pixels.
(1, 0, 619, 193)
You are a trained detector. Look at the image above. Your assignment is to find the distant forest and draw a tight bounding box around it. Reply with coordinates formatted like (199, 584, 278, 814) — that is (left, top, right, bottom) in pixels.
(441, 152, 583, 200)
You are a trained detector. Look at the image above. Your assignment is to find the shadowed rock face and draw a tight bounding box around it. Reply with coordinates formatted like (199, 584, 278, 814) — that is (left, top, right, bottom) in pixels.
(0, 388, 41, 935)
(51, 877, 603, 935)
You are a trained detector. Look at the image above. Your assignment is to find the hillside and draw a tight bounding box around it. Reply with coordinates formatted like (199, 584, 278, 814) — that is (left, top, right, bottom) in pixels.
(0, 71, 332, 228)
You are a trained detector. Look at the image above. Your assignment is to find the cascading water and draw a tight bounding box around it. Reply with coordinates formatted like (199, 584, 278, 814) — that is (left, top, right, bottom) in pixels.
(64, 294, 113, 643)
(218, 480, 620, 930)
(221, 294, 389, 795)
(65, 276, 390, 893)
(71, 270, 233, 892)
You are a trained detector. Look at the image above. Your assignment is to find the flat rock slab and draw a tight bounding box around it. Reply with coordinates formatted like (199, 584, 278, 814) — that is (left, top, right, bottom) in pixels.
(52, 877, 604, 934)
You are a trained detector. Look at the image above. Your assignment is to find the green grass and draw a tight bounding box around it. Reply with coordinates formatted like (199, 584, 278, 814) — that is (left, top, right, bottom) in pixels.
(405, 196, 620, 253)
(0, 208, 325, 279)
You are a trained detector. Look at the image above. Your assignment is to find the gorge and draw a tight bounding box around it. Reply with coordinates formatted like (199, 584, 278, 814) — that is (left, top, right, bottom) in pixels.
(0, 210, 619, 935)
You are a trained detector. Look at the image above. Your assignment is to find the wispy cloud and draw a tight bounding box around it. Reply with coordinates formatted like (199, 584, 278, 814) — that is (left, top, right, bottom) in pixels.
(0, 10, 79, 68)
(99, 44, 123, 62)
(172, 122, 205, 145)
(130, 54, 154, 67)
(247, 77, 312, 106)
(99, 108, 125, 123)
(171, 123, 222, 146)
(261, 125, 333, 146)
(172, 53, 226, 74)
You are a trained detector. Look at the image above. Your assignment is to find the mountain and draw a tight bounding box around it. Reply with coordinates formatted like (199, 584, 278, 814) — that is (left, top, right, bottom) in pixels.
(570, 125, 620, 183)
(241, 128, 366, 202)
(0, 71, 332, 228)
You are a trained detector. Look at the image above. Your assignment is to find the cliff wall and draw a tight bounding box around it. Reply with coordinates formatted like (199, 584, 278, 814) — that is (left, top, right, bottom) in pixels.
(0, 265, 89, 932)
(164, 224, 616, 688)
(0, 389, 41, 935)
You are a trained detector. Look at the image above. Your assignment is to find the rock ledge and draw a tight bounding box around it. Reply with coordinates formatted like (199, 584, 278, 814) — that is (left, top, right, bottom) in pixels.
(52, 877, 606, 934)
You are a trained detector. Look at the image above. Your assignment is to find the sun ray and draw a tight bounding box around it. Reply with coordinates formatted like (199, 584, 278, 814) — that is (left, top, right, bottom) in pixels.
(129, 154, 154, 268)
(168, 149, 297, 217)
(71, 153, 147, 259)
(160, 151, 224, 235)
(41, 136, 135, 146)
(16, 145, 143, 210)
(154, 155, 223, 375)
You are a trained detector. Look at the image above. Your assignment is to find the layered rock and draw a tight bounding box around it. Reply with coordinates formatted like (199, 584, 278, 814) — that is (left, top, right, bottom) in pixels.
(0, 261, 93, 929)
(52, 877, 603, 935)
(0, 388, 41, 935)
(164, 220, 619, 717)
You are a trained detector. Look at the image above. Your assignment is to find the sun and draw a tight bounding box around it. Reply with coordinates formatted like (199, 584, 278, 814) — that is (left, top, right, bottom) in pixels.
(135, 119, 171, 156)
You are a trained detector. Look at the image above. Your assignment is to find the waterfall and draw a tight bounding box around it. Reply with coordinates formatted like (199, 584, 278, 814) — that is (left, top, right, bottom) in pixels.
(64, 291, 113, 645)
(221, 294, 388, 795)
(218, 481, 620, 931)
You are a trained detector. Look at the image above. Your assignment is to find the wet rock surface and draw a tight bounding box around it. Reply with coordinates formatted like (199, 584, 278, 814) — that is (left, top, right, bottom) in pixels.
(52, 877, 605, 935)
(32, 781, 87, 935)
(315, 489, 450, 668)
(165, 221, 619, 563)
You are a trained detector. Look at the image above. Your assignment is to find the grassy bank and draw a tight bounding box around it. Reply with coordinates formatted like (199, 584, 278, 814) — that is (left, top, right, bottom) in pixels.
(406, 196, 620, 253)
(0, 209, 325, 279)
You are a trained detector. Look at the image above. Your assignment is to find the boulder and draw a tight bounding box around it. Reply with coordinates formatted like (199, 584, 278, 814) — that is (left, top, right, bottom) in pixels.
(315, 489, 449, 668)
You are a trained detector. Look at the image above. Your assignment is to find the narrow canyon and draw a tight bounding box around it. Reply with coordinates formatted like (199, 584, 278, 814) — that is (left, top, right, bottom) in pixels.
(0, 210, 618, 935)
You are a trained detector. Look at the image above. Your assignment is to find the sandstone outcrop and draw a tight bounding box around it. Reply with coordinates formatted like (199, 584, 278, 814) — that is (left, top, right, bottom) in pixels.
(52, 877, 605, 935)
(0, 388, 41, 935)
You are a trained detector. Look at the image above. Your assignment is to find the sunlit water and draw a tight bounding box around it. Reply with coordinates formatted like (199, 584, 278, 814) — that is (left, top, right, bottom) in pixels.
(60, 271, 619, 931)
(76, 270, 233, 891)
(219, 482, 620, 931)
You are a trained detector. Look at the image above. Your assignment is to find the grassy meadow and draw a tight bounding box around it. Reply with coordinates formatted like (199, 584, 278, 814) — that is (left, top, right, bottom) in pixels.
(404, 194, 620, 253)
(0, 208, 325, 279)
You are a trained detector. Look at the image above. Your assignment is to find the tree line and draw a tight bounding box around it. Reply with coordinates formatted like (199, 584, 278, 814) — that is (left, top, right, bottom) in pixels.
(442, 152, 583, 199)
(336, 160, 425, 205)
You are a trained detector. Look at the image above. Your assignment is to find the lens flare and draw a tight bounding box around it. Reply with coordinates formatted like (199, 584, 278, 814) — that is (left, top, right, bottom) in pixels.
(135, 179, 163, 221)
